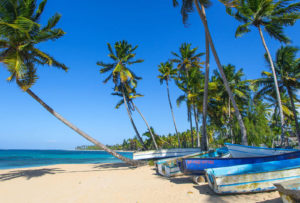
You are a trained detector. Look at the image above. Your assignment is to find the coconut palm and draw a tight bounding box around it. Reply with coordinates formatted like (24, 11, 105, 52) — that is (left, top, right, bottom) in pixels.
(97, 40, 148, 150)
(226, 0, 300, 144)
(211, 64, 251, 143)
(172, 0, 249, 145)
(0, 0, 138, 166)
(172, 43, 204, 147)
(158, 61, 181, 148)
(254, 46, 300, 146)
(112, 85, 159, 150)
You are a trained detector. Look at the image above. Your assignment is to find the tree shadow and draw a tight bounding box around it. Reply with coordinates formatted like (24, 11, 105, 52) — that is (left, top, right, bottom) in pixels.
(93, 162, 135, 170)
(0, 168, 64, 181)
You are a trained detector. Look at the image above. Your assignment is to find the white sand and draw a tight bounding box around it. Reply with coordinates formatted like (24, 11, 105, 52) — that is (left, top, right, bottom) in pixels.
(0, 163, 281, 203)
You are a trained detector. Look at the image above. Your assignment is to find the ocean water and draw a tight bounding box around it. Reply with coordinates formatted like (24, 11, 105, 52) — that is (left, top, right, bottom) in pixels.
(0, 150, 133, 170)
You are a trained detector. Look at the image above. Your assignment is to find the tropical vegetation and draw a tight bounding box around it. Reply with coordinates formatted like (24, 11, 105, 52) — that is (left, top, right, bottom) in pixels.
(1, 0, 300, 165)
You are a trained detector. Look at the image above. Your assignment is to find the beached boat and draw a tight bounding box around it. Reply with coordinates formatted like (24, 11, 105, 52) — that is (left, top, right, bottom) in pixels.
(133, 148, 200, 160)
(225, 143, 298, 158)
(180, 150, 300, 175)
(156, 147, 229, 177)
(274, 179, 300, 203)
(205, 158, 300, 194)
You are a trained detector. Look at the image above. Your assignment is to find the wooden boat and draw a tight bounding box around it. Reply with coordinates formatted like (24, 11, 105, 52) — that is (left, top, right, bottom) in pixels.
(205, 158, 300, 194)
(156, 147, 229, 177)
(133, 148, 201, 160)
(274, 179, 300, 203)
(180, 150, 300, 175)
(225, 143, 298, 158)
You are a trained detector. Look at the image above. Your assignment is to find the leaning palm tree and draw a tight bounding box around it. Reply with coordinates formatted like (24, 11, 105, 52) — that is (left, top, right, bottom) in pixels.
(226, 0, 300, 144)
(254, 46, 300, 146)
(112, 86, 159, 150)
(172, 0, 249, 145)
(97, 40, 147, 150)
(158, 61, 181, 148)
(0, 0, 138, 166)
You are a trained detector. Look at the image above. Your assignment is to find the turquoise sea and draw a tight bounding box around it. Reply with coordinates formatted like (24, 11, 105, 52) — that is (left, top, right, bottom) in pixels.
(0, 150, 133, 170)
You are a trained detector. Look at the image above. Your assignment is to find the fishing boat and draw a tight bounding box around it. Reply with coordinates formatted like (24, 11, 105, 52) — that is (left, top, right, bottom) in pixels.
(205, 158, 300, 194)
(133, 148, 201, 160)
(274, 179, 300, 203)
(180, 150, 300, 175)
(156, 147, 229, 177)
(225, 143, 298, 158)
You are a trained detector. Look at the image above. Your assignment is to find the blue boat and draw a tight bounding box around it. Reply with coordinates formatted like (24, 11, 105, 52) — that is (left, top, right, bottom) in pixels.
(205, 158, 300, 194)
(180, 150, 300, 175)
(156, 147, 229, 177)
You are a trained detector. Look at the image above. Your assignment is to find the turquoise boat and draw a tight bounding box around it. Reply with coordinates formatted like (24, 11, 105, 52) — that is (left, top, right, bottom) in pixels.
(156, 147, 229, 177)
(274, 179, 300, 203)
(205, 158, 300, 194)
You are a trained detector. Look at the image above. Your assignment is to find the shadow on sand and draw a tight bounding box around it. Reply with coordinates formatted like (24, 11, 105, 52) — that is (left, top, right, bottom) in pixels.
(93, 162, 135, 170)
(0, 168, 64, 181)
(0, 163, 136, 182)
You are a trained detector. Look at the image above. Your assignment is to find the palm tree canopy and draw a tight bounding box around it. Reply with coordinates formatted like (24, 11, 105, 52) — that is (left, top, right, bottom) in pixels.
(227, 0, 300, 43)
(157, 61, 178, 84)
(172, 0, 211, 25)
(97, 40, 143, 89)
(255, 46, 300, 98)
(171, 43, 204, 75)
(0, 0, 67, 90)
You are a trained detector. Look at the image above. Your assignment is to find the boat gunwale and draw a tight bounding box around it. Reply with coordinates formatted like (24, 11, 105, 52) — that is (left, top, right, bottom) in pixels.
(225, 143, 298, 152)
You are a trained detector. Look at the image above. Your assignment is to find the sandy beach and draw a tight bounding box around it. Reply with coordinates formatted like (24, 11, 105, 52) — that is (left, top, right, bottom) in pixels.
(0, 163, 282, 203)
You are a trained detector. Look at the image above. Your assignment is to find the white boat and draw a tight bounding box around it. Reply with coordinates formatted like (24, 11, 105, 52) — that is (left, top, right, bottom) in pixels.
(133, 148, 201, 160)
(205, 158, 300, 194)
(225, 143, 298, 158)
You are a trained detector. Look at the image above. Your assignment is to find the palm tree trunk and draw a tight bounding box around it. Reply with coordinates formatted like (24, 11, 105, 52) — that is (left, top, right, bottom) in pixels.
(193, 104, 200, 147)
(258, 26, 286, 146)
(166, 80, 181, 148)
(131, 102, 158, 150)
(201, 18, 210, 151)
(189, 105, 194, 147)
(25, 88, 139, 166)
(193, 1, 248, 145)
(121, 91, 147, 150)
(287, 87, 300, 147)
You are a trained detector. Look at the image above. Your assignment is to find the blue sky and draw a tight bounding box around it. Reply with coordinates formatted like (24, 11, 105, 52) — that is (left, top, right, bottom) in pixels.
(0, 0, 299, 149)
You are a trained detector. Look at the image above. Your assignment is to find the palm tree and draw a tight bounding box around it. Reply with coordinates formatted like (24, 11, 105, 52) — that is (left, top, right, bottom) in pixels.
(173, 0, 249, 145)
(226, 0, 300, 144)
(97, 40, 147, 150)
(172, 43, 204, 147)
(158, 61, 181, 148)
(211, 64, 251, 143)
(112, 86, 159, 150)
(254, 46, 300, 146)
(0, 0, 138, 166)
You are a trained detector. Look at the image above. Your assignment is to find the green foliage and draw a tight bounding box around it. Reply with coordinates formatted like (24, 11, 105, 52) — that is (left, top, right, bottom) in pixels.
(227, 0, 300, 43)
(0, 0, 67, 90)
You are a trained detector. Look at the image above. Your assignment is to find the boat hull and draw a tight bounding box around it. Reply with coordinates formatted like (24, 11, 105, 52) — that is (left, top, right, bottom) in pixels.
(133, 148, 201, 160)
(205, 158, 300, 194)
(181, 150, 300, 175)
(156, 148, 229, 177)
(225, 143, 298, 158)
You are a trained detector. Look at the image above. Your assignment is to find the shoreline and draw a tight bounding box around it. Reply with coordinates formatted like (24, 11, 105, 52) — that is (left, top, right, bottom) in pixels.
(0, 163, 281, 203)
